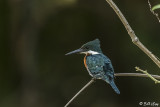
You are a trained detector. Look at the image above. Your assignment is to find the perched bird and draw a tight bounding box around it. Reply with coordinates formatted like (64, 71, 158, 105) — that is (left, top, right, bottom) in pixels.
(65, 39, 120, 94)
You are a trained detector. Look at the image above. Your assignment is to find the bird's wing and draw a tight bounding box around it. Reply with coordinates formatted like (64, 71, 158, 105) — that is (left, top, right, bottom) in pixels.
(86, 54, 105, 75)
(102, 55, 115, 81)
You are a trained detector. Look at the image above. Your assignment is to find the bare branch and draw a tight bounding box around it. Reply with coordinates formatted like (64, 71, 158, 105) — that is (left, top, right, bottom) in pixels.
(105, 0, 160, 68)
(115, 73, 160, 80)
(148, 0, 160, 23)
(64, 72, 160, 107)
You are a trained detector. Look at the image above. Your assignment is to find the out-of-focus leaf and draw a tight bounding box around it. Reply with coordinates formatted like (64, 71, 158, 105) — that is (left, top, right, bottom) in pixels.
(152, 4, 160, 11)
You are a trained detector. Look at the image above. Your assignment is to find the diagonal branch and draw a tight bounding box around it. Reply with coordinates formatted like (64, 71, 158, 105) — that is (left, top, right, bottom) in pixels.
(64, 73, 160, 107)
(105, 0, 160, 68)
(64, 78, 95, 107)
(135, 67, 160, 83)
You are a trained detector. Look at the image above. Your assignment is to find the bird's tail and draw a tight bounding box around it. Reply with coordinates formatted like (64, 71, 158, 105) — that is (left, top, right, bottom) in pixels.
(109, 80, 120, 94)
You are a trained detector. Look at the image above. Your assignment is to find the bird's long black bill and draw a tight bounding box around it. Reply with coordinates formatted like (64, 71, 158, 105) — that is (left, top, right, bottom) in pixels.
(65, 49, 83, 55)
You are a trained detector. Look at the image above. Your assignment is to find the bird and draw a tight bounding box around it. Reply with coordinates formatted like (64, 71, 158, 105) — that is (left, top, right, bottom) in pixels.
(65, 39, 120, 94)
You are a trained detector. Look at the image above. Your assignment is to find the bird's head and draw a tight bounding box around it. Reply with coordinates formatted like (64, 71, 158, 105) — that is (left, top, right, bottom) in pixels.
(65, 39, 102, 55)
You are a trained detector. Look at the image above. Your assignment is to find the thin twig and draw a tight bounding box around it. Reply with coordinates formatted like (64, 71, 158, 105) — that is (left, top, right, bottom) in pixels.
(65, 72, 160, 107)
(148, 0, 160, 23)
(105, 0, 160, 68)
(64, 78, 95, 107)
(135, 67, 160, 83)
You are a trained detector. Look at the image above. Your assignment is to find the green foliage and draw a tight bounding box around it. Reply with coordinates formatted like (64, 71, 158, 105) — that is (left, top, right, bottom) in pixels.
(152, 4, 160, 11)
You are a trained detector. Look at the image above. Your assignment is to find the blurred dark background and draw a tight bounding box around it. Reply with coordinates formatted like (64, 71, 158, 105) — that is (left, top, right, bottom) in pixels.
(0, 0, 160, 107)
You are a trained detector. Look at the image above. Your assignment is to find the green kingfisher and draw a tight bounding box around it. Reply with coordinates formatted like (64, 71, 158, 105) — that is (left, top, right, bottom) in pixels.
(65, 39, 120, 94)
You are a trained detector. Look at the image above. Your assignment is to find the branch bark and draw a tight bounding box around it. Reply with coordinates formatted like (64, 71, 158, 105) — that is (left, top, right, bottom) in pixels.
(115, 73, 160, 80)
(105, 0, 160, 68)
(64, 73, 160, 107)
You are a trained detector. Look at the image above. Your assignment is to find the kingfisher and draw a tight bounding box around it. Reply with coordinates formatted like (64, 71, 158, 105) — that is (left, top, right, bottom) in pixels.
(65, 39, 120, 94)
